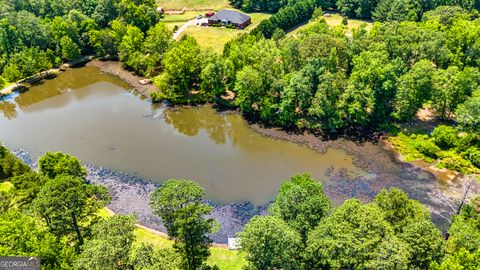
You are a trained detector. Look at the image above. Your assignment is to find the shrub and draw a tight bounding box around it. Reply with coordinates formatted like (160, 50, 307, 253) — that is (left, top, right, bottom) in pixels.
(415, 139, 440, 159)
(464, 147, 480, 168)
(439, 155, 473, 173)
(432, 125, 458, 150)
(456, 133, 477, 152)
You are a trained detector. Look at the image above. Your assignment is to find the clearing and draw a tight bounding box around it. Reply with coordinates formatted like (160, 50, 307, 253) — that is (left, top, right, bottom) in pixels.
(288, 11, 373, 36)
(156, 0, 230, 10)
(177, 12, 272, 52)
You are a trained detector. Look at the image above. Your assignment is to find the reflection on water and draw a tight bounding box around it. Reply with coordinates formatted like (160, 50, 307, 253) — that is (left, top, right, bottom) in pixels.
(0, 66, 367, 204)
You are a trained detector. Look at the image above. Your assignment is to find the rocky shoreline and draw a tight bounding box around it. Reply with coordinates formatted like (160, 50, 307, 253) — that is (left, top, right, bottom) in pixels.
(12, 148, 266, 244)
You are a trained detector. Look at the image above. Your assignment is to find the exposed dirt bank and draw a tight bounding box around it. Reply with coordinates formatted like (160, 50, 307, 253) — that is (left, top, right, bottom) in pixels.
(86, 60, 157, 98)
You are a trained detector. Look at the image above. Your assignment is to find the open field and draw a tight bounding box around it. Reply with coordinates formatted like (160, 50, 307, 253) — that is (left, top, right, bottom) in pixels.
(156, 0, 230, 10)
(162, 11, 201, 30)
(179, 12, 272, 52)
(288, 11, 373, 36)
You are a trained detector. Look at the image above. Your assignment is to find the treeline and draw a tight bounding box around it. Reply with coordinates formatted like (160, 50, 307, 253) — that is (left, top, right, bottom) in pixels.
(154, 7, 479, 131)
(240, 173, 480, 269)
(2, 146, 480, 269)
(230, 0, 480, 20)
(0, 0, 167, 88)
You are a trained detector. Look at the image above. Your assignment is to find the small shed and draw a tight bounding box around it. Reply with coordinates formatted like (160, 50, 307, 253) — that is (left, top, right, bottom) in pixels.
(227, 237, 242, 250)
(208, 10, 251, 29)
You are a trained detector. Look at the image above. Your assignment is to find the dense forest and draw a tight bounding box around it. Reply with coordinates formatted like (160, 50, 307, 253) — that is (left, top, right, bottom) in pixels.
(1, 145, 480, 269)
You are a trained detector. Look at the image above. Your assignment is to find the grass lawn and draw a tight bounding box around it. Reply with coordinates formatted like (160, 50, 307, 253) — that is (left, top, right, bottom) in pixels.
(0, 181, 13, 192)
(163, 11, 199, 30)
(156, 0, 230, 10)
(179, 12, 272, 52)
(99, 208, 247, 269)
(182, 26, 240, 52)
(288, 11, 373, 37)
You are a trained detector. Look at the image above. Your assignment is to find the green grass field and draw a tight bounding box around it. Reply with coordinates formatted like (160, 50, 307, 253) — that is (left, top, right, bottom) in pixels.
(288, 11, 373, 36)
(156, 0, 230, 10)
(180, 12, 271, 52)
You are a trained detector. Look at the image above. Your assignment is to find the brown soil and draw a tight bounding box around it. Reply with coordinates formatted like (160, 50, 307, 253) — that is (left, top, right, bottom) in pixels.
(87, 60, 158, 98)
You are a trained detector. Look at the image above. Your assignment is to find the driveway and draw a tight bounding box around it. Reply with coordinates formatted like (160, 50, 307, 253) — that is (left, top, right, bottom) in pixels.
(173, 17, 208, 40)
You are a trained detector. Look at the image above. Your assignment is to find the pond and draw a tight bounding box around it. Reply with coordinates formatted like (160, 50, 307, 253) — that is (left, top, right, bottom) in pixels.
(0, 66, 368, 204)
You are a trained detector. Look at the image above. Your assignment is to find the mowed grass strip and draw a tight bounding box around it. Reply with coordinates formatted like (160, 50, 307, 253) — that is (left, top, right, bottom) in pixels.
(156, 0, 230, 10)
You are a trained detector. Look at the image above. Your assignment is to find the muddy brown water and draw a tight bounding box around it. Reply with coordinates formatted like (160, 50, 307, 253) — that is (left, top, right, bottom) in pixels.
(0, 66, 367, 204)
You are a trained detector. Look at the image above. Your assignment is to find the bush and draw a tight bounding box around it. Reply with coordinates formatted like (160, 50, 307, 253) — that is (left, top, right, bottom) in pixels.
(456, 133, 477, 152)
(415, 139, 441, 159)
(439, 155, 473, 174)
(464, 147, 480, 168)
(432, 125, 458, 150)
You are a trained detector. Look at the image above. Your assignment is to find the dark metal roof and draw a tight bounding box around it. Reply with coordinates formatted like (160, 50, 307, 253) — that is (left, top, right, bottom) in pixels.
(209, 9, 251, 24)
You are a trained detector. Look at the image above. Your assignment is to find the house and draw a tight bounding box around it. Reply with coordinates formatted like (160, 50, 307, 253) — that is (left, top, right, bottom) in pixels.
(208, 9, 251, 29)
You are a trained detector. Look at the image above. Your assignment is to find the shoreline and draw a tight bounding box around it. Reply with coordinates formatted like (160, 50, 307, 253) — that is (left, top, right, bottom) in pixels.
(86, 60, 157, 98)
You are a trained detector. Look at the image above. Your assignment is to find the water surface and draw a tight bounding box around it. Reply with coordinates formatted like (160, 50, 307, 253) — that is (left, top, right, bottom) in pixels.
(0, 67, 366, 204)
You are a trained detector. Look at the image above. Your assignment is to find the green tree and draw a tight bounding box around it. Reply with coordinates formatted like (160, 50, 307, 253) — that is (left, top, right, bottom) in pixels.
(60, 36, 81, 61)
(446, 198, 480, 254)
(199, 52, 226, 99)
(234, 66, 265, 114)
(456, 95, 480, 133)
(338, 50, 398, 126)
(432, 125, 458, 150)
(38, 152, 86, 179)
(394, 60, 436, 121)
(269, 173, 331, 240)
(239, 216, 302, 270)
(10, 171, 46, 206)
(432, 248, 480, 270)
(0, 145, 31, 179)
(75, 215, 137, 270)
(32, 175, 110, 246)
(150, 179, 216, 270)
(2, 63, 23, 82)
(92, 0, 118, 27)
(432, 66, 480, 119)
(118, 25, 144, 70)
(373, 188, 430, 232)
(308, 71, 346, 131)
(366, 235, 411, 270)
(155, 36, 202, 100)
(399, 220, 445, 268)
(0, 210, 63, 268)
(130, 244, 181, 270)
(306, 199, 393, 269)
